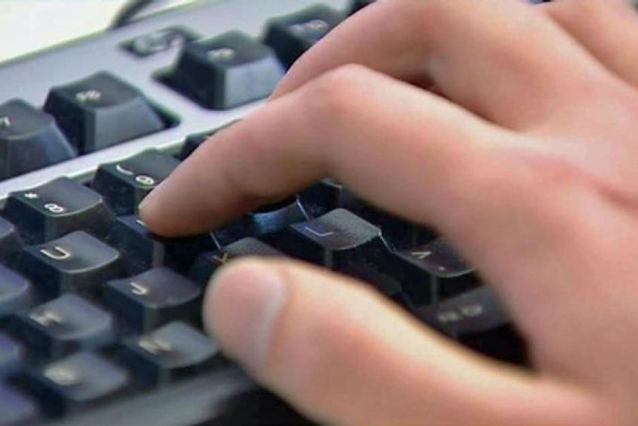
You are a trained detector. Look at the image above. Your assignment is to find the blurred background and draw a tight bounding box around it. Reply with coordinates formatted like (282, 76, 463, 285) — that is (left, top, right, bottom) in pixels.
(0, 0, 193, 63)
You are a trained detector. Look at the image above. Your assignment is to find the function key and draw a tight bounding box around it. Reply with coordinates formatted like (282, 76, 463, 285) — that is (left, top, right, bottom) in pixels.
(264, 5, 343, 68)
(0, 383, 40, 426)
(190, 237, 284, 286)
(120, 321, 221, 387)
(92, 149, 180, 215)
(3, 177, 115, 244)
(0, 332, 25, 379)
(0, 100, 76, 180)
(104, 268, 201, 332)
(18, 231, 123, 296)
(26, 352, 128, 416)
(0, 265, 32, 318)
(13, 294, 115, 358)
(44, 72, 166, 154)
(179, 120, 239, 160)
(122, 26, 200, 58)
(106, 216, 214, 274)
(162, 31, 284, 110)
(350, 0, 376, 14)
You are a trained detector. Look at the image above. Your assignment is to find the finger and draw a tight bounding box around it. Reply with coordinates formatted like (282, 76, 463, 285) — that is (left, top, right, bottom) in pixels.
(271, 0, 611, 128)
(203, 258, 608, 426)
(140, 66, 513, 238)
(544, 0, 638, 89)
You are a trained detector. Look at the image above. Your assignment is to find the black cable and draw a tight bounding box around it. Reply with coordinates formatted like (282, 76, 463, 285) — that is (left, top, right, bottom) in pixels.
(111, 0, 156, 29)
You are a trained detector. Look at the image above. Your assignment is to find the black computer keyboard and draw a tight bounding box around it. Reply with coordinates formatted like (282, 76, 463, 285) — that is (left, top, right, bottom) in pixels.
(0, 1, 528, 425)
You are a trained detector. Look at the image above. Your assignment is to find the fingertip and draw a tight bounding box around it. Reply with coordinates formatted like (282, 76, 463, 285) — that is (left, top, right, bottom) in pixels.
(203, 258, 288, 372)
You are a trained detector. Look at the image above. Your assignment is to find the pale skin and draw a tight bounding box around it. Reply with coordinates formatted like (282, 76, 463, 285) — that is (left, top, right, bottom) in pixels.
(139, 0, 638, 424)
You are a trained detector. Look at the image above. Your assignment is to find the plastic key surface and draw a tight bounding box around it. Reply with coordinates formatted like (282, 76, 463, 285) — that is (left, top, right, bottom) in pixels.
(92, 149, 179, 215)
(190, 237, 284, 285)
(0, 100, 76, 180)
(3, 177, 115, 244)
(163, 31, 284, 110)
(350, 0, 375, 14)
(0, 383, 40, 426)
(18, 231, 123, 296)
(13, 294, 115, 358)
(0, 332, 24, 379)
(104, 267, 201, 332)
(26, 352, 128, 416)
(43, 72, 166, 153)
(0, 265, 31, 318)
(120, 321, 221, 387)
(0, 217, 22, 262)
(264, 5, 342, 68)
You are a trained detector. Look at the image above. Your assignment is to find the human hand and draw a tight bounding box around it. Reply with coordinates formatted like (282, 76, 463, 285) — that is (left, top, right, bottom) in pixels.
(140, 1, 638, 424)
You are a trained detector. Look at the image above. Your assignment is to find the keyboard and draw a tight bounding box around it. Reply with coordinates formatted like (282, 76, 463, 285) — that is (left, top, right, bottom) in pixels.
(0, 1, 528, 425)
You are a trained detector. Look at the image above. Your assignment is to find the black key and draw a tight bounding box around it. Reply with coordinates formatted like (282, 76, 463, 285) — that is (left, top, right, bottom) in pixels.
(0, 265, 32, 318)
(350, 0, 376, 14)
(0, 99, 75, 179)
(122, 26, 200, 58)
(0, 217, 22, 262)
(3, 177, 115, 244)
(300, 180, 432, 249)
(18, 231, 123, 296)
(268, 208, 389, 269)
(0, 332, 24, 379)
(44, 72, 166, 153)
(120, 321, 221, 387)
(13, 294, 115, 358)
(398, 239, 479, 300)
(415, 287, 527, 363)
(179, 120, 239, 160)
(27, 352, 128, 416)
(0, 383, 39, 426)
(92, 149, 179, 215)
(190, 237, 284, 285)
(106, 216, 214, 274)
(104, 268, 201, 332)
(163, 31, 284, 110)
(264, 5, 342, 68)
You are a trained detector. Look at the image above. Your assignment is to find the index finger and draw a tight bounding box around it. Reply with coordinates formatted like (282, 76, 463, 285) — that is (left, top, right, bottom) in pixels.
(139, 67, 507, 237)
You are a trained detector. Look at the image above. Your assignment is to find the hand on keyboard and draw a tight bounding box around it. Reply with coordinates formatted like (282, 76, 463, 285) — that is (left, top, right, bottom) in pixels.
(141, 0, 638, 425)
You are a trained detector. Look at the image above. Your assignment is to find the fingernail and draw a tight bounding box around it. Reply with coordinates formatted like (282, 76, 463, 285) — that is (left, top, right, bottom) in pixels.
(205, 259, 287, 372)
(137, 183, 165, 215)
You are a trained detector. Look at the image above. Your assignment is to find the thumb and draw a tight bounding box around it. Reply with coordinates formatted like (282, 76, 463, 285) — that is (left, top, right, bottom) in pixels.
(204, 259, 606, 426)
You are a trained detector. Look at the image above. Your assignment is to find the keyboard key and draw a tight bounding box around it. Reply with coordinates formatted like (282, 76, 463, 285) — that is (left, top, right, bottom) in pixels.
(122, 26, 200, 57)
(163, 31, 284, 110)
(0, 265, 32, 318)
(350, 0, 376, 14)
(27, 352, 128, 416)
(264, 5, 342, 68)
(44, 72, 166, 153)
(179, 120, 239, 160)
(0, 217, 22, 262)
(104, 268, 201, 332)
(13, 294, 115, 358)
(107, 216, 214, 274)
(92, 149, 180, 215)
(301, 180, 432, 249)
(0, 100, 75, 179)
(398, 239, 479, 300)
(0, 332, 24, 379)
(268, 208, 389, 269)
(120, 321, 221, 387)
(415, 287, 527, 363)
(0, 383, 39, 426)
(190, 237, 284, 285)
(3, 177, 115, 244)
(18, 231, 123, 296)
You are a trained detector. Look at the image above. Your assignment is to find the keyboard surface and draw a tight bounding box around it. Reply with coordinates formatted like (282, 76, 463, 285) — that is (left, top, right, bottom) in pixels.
(0, 1, 528, 425)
